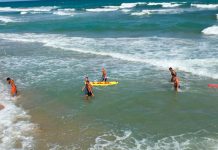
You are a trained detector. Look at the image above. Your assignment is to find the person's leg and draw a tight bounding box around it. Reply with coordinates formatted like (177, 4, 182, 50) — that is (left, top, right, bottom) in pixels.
(174, 84, 178, 91)
(84, 95, 88, 100)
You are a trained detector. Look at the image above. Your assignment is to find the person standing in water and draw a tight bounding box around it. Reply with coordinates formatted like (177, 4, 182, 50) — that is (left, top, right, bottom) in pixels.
(102, 67, 107, 82)
(6, 77, 17, 97)
(169, 67, 177, 82)
(173, 74, 180, 92)
(82, 80, 94, 99)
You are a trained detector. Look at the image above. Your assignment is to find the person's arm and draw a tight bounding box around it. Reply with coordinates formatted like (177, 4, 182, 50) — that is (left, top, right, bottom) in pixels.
(82, 86, 85, 91)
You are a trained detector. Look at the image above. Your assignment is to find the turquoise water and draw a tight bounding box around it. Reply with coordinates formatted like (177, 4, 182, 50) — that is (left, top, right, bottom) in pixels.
(0, 0, 218, 149)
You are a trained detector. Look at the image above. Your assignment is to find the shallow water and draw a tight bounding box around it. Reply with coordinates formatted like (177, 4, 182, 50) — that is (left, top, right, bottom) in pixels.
(0, 0, 218, 149)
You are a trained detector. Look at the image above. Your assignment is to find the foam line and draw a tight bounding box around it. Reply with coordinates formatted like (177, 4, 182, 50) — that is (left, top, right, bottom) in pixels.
(147, 2, 183, 8)
(0, 81, 36, 149)
(0, 33, 217, 79)
(0, 16, 18, 23)
(202, 26, 218, 35)
(53, 8, 75, 16)
(90, 130, 218, 150)
(191, 4, 218, 9)
(0, 6, 57, 13)
(86, 7, 119, 12)
(131, 9, 184, 16)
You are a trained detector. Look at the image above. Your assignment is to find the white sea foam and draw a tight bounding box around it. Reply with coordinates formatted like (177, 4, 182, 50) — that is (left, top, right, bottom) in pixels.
(131, 9, 184, 16)
(202, 25, 218, 35)
(0, 81, 36, 149)
(0, 33, 217, 79)
(119, 3, 139, 9)
(120, 9, 132, 13)
(147, 2, 183, 8)
(191, 4, 218, 9)
(53, 8, 75, 16)
(90, 130, 218, 150)
(0, 16, 18, 23)
(0, 7, 13, 12)
(0, 6, 57, 13)
(216, 14, 218, 19)
(20, 11, 28, 15)
(90, 130, 133, 150)
(131, 11, 150, 16)
(150, 8, 184, 14)
(86, 7, 119, 12)
(119, 2, 147, 9)
(104, 6, 120, 9)
(86, 3, 147, 13)
(20, 11, 46, 15)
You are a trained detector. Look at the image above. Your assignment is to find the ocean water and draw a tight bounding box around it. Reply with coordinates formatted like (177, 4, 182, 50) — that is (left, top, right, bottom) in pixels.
(0, 0, 218, 149)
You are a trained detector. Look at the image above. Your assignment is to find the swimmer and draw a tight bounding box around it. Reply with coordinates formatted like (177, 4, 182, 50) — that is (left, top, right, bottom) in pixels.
(82, 80, 94, 99)
(169, 67, 177, 82)
(6, 77, 18, 97)
(102, 67, 107, 82)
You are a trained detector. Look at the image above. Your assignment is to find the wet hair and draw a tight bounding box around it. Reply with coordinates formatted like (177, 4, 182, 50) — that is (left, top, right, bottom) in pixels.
(6, 77, 11, 81)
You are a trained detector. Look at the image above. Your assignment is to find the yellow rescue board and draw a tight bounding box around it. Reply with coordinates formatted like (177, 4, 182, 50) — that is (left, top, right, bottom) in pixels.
(89, 81, 118, 86)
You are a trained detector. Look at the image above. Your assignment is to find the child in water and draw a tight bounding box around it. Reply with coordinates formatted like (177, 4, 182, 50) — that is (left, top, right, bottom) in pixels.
(6, 77, 18, 97)
(82, 80, 94, 99)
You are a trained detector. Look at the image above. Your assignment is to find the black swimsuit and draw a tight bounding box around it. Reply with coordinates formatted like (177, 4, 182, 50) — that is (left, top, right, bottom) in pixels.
(85, 84, 92, 96)
(87, 91, 92, 96)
